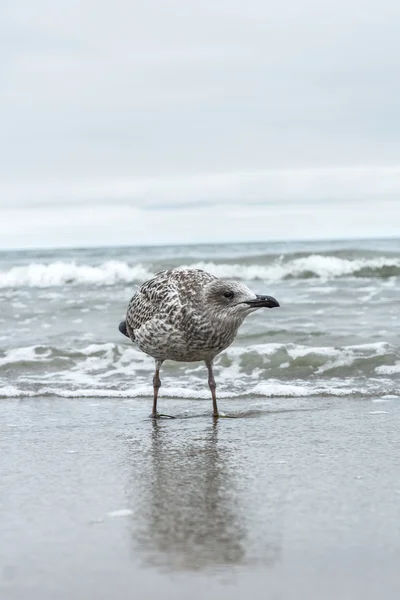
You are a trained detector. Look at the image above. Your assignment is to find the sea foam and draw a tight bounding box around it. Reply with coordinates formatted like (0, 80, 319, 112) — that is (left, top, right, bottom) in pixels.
(0, 383, 380, 400)
(0, 255, 399, 288)
(0, 261, 153, 288)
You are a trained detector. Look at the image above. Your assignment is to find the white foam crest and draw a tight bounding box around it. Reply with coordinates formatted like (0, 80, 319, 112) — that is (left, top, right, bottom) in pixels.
(1, 341, 395, 376)
(78, 342, 151, 361)
(0, 385, 36, 397)
(315, 342, 394, 374)
(0, 346, 52, 366)
(1, 254, 400, 288)
(252, 381, 369, 397)
(0, 386, 232, 399)
(0, 380, 388, 400)
(0, 261, 153, 288)
(223, 343, 286, 358)
(0, 343, 152, 377)
(375, 363, 400, 375)
(222, 341, 394, 362)
(76, 343, 152, 373)
(182, 255, 400, 281)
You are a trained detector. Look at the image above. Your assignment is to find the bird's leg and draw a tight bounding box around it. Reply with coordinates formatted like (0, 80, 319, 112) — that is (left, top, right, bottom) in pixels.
(206, 360, 219, 418)
(152, 360, 162, 418)
(151, 360, 175, 419)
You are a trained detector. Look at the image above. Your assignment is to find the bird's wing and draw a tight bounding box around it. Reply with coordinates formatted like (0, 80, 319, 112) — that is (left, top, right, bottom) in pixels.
(125, 269, 216, 337)
(125, 270, 177, 335)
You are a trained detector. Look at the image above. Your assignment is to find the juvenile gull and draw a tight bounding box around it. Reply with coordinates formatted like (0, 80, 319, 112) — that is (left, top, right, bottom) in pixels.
(119, 268, 279, 418)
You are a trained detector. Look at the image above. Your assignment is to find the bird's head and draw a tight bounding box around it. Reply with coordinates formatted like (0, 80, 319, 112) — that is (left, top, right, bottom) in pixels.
(203, 279, 280, 320)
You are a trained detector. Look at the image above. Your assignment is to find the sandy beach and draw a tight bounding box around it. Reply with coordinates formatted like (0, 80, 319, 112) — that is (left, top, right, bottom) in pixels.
(1, 394, 399, 600)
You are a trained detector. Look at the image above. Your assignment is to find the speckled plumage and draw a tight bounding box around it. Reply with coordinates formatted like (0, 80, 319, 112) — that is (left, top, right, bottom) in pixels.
(120, 268, 279, 417)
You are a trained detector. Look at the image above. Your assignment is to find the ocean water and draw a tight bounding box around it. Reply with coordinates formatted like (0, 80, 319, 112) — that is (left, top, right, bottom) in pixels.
(0, 238, 399, 407)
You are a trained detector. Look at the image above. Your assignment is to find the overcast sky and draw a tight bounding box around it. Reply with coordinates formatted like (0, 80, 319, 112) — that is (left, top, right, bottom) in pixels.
(1, 0, 400, 249)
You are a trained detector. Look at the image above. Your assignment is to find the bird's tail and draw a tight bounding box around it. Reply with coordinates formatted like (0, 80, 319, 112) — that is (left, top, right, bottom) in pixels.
(118, 320, 129, 337)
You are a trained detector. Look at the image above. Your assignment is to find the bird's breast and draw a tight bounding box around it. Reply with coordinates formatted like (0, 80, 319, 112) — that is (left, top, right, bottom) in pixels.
(135, 321, 238, 363)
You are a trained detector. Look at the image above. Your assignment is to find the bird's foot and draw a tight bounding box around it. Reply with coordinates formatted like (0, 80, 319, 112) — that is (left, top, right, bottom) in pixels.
(213, 412, 237, 419)
(151, 413, 176, 419)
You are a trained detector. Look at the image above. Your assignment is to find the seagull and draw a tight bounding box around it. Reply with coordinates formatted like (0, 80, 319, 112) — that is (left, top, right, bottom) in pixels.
(119, 268, 279, 418)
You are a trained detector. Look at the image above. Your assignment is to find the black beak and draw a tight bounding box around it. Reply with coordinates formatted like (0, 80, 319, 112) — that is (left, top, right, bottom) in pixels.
(245, 295, 280, 309)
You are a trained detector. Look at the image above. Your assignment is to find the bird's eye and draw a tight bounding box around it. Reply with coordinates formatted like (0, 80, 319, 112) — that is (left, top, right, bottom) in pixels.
(223, 291, 234, 299)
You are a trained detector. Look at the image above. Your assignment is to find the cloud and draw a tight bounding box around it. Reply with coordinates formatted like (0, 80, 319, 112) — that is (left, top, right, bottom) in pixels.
(1, 166, 400, 207)
(1, 0, 400, 247)
(1, 198, 399, 250)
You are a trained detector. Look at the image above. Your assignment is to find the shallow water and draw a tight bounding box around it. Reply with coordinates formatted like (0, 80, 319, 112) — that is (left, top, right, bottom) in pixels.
(1, 396, 400, 599)
(1, 240, 400, 598)
(0, 238, 399, 403)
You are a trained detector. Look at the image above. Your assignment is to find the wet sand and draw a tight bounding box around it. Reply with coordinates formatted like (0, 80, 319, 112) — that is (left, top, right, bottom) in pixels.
(1, 395, 400, 599)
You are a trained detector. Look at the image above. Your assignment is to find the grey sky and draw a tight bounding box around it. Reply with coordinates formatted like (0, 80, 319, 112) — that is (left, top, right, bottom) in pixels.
(1, 0, 400, 248)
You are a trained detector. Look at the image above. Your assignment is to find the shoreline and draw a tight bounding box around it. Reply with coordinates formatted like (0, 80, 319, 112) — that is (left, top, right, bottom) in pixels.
(1, 395, 399, 599)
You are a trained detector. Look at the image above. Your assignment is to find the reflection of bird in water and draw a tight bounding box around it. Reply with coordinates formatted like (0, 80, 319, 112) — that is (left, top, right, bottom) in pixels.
(119, 268, 279, 417)
(128, 421, 247, 571)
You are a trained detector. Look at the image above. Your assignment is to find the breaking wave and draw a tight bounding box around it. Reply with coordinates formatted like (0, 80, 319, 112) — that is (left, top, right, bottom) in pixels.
(1, 341, 398, 381)
(0, 383, 398, 400)
(0, 261, 153, 288)
(1, 341, 398, 401)
(191, 256, 400, 281)
(1, 255, 400, 288)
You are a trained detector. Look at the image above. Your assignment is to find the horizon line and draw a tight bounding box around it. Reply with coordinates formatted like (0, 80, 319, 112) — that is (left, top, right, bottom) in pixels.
(0, 234, 399, 254)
